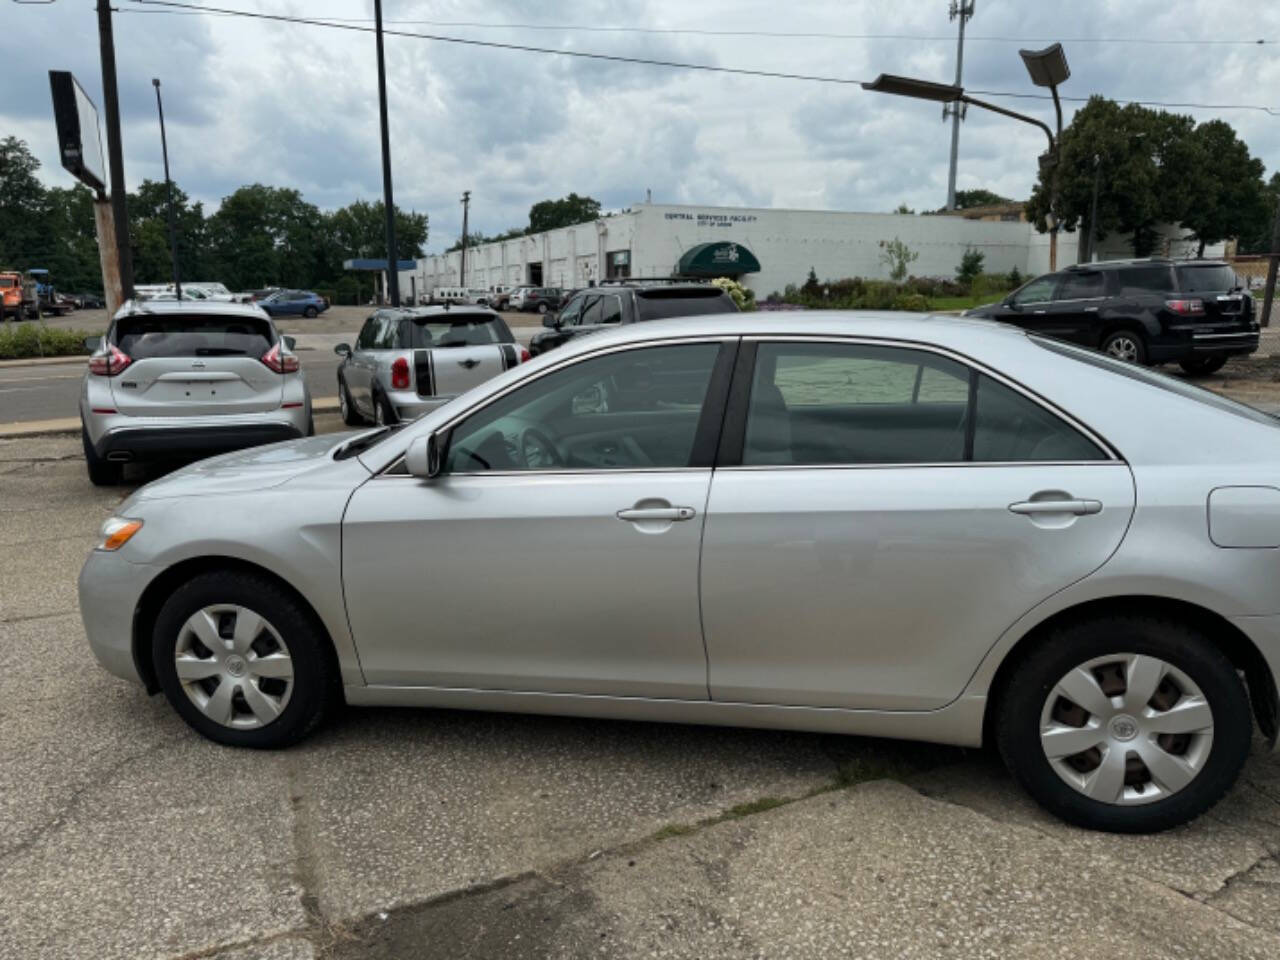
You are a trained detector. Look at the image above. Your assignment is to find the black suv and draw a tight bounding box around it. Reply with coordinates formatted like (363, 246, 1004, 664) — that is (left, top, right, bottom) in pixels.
(530, 280, 739, 355)
(965, 259, 1258, 374)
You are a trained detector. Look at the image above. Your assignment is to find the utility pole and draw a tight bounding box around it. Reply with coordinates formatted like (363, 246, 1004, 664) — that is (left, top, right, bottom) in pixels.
(459, 190, 471, 286)
(373, 0, 400, 307)
(151, 78, 181, 299)
(944, 0, 975, 211)
(97, 0, 134, 299)
(1261, 195, 1280, 329)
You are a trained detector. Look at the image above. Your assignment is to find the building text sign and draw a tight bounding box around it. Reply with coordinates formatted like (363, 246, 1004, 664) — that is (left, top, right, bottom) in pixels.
(665, 212, 759, 228)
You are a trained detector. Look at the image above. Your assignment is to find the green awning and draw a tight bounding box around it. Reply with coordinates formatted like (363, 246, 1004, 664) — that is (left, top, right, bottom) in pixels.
(675, 241, 761, 277)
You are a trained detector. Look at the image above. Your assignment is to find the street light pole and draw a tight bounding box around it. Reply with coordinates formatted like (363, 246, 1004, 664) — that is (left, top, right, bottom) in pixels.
(151, 78, 181, 299)
(459, 191, 471, 286)
(373, 0, 400, 307)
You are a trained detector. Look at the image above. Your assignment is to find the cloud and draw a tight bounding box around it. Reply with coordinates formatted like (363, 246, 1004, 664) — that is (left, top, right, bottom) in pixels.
(4, 0, 1277, 256)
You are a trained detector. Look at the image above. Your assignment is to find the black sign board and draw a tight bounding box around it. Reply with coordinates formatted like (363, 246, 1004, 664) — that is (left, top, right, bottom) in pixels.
(49, 70, 107, 192)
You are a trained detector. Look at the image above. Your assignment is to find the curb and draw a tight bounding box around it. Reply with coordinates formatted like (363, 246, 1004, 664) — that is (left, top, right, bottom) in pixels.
(0, 397, 341, 440)
(0, 354, 89, 368)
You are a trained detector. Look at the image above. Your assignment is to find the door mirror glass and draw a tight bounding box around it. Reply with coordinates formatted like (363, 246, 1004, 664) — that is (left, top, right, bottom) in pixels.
(405, 432, 442, 479)
(334, 342, 352, 356)
(83, 335, 102, 351)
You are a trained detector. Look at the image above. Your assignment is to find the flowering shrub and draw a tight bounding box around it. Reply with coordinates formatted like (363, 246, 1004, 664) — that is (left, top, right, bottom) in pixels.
(711, 277, 756, 311)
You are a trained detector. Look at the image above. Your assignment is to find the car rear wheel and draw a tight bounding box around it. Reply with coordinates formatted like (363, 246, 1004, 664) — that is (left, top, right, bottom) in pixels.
(1179, 355, 1228, 376)
(303, 306, 318, 318)
(372, 389, 396, 426)
(152, 571, 337, 748)
(1101, 331, 1146, 365)
(537, 302, 549, 314)
(338, 375, 364, 426)
(81, 425, 122, 486)
(997, 615, 1250, 833)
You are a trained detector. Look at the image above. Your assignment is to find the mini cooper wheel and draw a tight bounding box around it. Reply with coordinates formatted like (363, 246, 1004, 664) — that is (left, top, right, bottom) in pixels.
(338, 375, 364, 426)
(1101, 331, 1146, 365)
(997, 615, 1251, 833)
(153, 571, 337, 748)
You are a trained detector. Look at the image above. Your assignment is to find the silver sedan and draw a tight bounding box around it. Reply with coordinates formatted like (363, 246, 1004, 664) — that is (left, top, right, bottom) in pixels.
(79, 312, 1280, 833)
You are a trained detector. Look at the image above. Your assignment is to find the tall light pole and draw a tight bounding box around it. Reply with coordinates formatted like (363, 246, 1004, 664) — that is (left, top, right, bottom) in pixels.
(863, 43, 1070, 270)
(151, 78, 181, 299)
(459, 190, 471, 286)
(373, 0, 400, 306)
(944, 0, 975, 211)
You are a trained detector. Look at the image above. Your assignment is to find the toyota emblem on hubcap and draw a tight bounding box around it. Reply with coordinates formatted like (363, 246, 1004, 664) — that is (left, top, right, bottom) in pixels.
(1109, 714, 1139, 741)
(225, 655, 247, 678)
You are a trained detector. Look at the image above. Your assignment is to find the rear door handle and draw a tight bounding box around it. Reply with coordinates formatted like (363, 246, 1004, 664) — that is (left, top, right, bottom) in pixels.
(617, 506, 696, 522)
(1009, 499, 1102, 516)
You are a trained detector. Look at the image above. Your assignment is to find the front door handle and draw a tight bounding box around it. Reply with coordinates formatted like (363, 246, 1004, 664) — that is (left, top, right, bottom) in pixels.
(617, 506, 696, 522)
(1009, 499, 1102, 516)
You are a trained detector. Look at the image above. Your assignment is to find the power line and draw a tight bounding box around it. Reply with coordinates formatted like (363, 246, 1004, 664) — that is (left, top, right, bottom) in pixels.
(119, 7, 1276, 46)
(125, 0, 1280, 115)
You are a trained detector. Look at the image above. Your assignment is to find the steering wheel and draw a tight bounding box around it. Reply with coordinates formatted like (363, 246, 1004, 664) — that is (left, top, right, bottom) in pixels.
(520, 428, 563, 468)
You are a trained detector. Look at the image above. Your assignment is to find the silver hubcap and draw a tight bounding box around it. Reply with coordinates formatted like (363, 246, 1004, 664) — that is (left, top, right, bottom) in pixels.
(374, 402, 385, 425)
(339, 387, 348, 418)
(1040, 654, 1214, 806)
(1105, 336, 1139, 362)
(174, 604, 294, 729)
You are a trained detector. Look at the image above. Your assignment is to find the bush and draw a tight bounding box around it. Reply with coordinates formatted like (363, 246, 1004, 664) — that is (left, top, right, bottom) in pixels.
(0, 323, 94, 360)
(711, 276, 756, 311)
(956, 248, 985, 290)
(891, 293, 930, 312)
(1008, 265, 1024, 289)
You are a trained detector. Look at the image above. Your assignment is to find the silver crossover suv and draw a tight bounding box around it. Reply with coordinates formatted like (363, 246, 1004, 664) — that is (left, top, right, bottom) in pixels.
(335, 305, 526, 426)
(80, 299, 311, 484)
(80, 312, 1280, 832)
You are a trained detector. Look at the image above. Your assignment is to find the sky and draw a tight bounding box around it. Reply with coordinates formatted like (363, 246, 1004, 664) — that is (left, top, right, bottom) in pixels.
(4, 0, 1279, 254)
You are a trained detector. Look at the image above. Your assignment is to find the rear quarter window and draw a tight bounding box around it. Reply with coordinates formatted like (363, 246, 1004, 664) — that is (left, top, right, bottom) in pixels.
(1116, 266, 1176, 295)
(114, 315, 274, 358)
(1176, 265, 1239, 294)
(636, 289, 739, 321)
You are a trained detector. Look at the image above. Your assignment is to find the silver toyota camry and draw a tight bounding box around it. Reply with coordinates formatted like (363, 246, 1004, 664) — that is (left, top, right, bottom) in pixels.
(79, 312, 1280, 833)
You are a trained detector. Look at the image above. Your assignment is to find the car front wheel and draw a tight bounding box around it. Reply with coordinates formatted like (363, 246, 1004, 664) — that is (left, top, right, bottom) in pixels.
(1100, 330, 1146, 365)
(997, 615, 1251, 833)
(1179, 355, 1228, 376)
(303, 306, 318, 318)
(152, 571, 337, 748)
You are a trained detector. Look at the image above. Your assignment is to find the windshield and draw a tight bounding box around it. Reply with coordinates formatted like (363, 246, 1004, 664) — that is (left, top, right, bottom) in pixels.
(1032, 336, 1277, 427)
(1176, 264, 1239, 293)
(636, 289, 738, 321)
(401, 315, 511, 348)
(0, 278, 14, 288)
(114, 315, 275, 359)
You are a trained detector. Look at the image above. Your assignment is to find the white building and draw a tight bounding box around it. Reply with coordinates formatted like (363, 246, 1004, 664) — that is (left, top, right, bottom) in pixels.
(406, 201, 1221, 300)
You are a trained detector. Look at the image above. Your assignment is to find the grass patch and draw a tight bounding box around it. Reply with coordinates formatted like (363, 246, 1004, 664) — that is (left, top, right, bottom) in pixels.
(651, 823, 697, 841)
(722, 796, 789, 819)
(0, 322, 95, 360)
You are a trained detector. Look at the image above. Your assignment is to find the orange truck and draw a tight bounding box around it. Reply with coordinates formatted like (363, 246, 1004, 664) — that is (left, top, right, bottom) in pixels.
(1, 270, 36, 320)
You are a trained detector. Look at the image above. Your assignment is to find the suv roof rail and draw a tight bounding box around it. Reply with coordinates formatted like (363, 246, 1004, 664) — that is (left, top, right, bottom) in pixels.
(596, 277, 712, 286)
(1065, 257, 1173, 270)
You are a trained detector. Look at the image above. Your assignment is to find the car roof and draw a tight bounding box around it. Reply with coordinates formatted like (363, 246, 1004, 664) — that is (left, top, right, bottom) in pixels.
(113, 298, 270, 321)
(374, 305, 500, 319)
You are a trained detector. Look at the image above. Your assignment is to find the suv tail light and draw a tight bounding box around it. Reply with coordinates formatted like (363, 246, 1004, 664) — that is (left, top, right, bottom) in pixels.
(519, 347, 531, 363)
(1165, 298, 1205, 316)
(261, 341, 300, 373)
(390, 356, 411, 390)
(88, 344, 131, 377)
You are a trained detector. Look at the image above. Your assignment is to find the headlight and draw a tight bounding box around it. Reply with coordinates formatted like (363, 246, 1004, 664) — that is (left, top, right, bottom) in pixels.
(98, 516, 143, 551)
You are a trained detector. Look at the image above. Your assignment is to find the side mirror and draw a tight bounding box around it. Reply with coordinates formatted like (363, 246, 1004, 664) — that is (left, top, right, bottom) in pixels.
(543, 313, 561, 329)
(405, 432, 442, 479)
(83, 335, 102, 351)
(334, 343, 352, 357)
(283, 335, 297, 350)
(1003, 298, 1020, 311)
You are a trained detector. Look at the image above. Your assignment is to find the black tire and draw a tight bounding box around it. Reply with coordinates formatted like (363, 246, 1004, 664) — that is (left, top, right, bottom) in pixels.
(82, 425, 122, 486)
(996, 615, 1251, 833)
(305, 414, 315, 437)
(303, 306, 318, 318)
(1100, 330, 1147, 365)
(537, 302, 549, 314)
(338, 375, 364, 426)
(1179, 355, 1228, 377)
(372, 388, 396, 426)
(152, 570, 338, 748)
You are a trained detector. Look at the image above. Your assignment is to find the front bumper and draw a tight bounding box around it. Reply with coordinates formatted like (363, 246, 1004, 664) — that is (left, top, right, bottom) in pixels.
(78, 549, 157, 687)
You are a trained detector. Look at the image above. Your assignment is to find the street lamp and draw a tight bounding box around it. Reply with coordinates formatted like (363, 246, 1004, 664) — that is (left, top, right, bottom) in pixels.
(151, 77, 181, 299)
(863, 41, 1071, 269)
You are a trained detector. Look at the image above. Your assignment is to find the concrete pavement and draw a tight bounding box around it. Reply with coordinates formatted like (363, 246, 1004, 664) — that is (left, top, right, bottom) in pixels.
(3, 430, 1280, 959)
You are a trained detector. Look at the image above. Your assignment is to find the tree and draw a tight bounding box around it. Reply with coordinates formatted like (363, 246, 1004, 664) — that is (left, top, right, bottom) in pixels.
(954, 189, 1011, 209)
(326, 199, 428, 264)
(956, 248, 985, 289)
(878, 237, 918, 282)
(0, 137, 50, 270)
(205, 184, 324, 290)
(894, 203, 915, 215)
(128, 179, 207, 284)
(527, 193, 601, 233)
(1181, 120, 1268, 257)
(1239, 173, 1280, 255)
(43, 185, 102, 293)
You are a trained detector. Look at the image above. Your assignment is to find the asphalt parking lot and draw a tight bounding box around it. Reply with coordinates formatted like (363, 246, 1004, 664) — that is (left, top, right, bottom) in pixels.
(5, 423, 1280, 959)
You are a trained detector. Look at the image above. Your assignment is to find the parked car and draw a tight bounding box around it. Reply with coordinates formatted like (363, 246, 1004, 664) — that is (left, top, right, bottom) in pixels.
(487, 284, 516, 309)
(964, 258, 1258, 375)
(79, 299, 310, 485)
(71, 292, 106, 309)
(334, 305, 527, 426)
(506, 285, 538, 311)
(516, 287, 566, 315)
(530, 280, 738, 355)
(78, 311, 1280, 833)
(258, 290, 329, 318)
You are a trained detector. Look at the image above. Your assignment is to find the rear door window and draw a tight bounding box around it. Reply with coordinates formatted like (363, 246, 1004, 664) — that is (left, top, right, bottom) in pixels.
(1117, 266, 1175, 295)
(1055, 271, 1107, 300)
(114, 315, 274, 358)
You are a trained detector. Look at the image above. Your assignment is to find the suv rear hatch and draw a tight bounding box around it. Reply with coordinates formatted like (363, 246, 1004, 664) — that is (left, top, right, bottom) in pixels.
(635, 287, 739, 321)
(1176, 264, 1251, 324)
(402, 313, 514, 397)
(109, 314, 283, 417)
